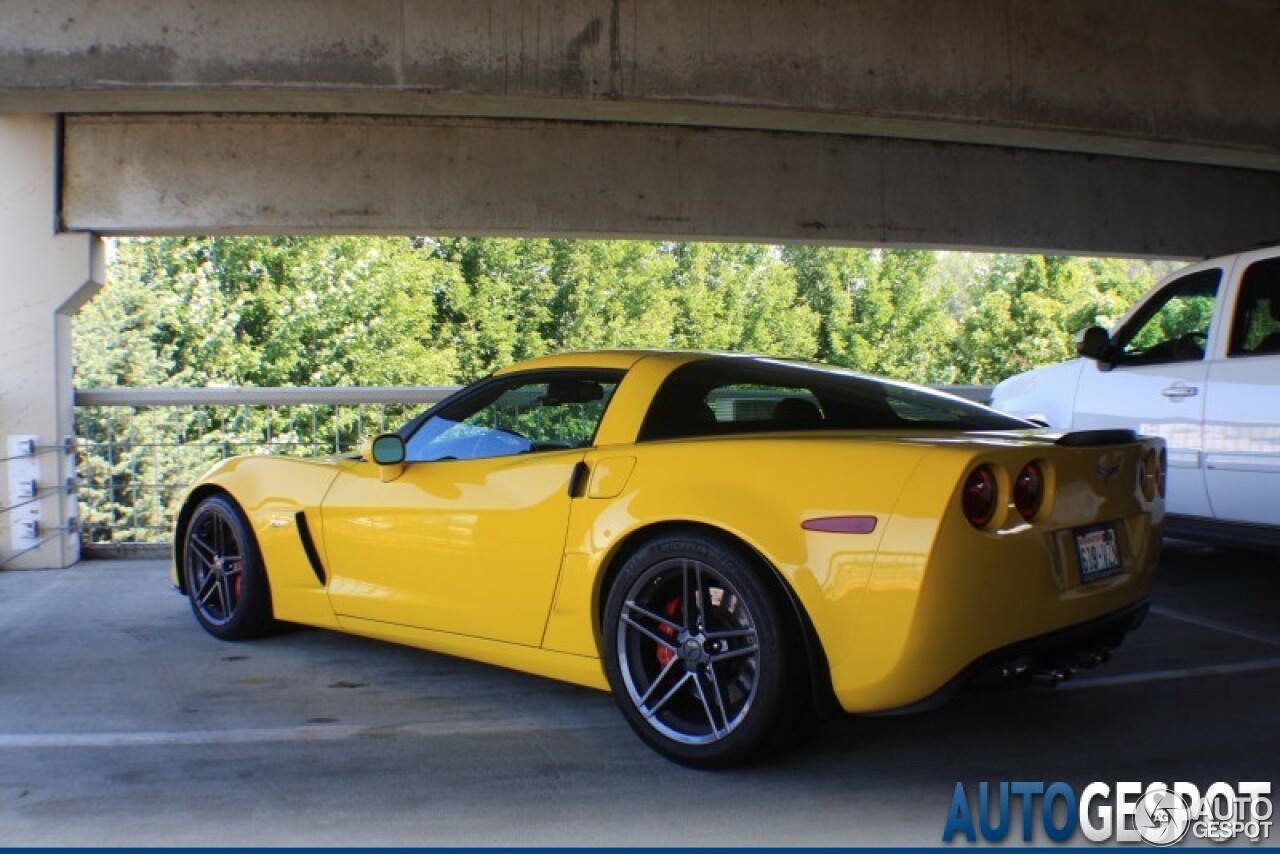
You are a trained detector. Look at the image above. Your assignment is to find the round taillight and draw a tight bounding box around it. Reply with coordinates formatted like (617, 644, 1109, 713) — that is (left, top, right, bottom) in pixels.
(962, 465, 998, 528)
(1014, 461, 1044, 520)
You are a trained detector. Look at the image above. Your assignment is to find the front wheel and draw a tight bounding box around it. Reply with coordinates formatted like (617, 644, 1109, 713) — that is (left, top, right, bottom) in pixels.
(602, 532, 808, 767)
(182, 494, 276, 640)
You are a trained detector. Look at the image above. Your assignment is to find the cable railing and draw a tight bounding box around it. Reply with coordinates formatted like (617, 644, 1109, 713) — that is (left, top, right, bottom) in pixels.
(73, 386, 454, 547)
(69, 383, 992, 547)
(1, 437, 81, 567)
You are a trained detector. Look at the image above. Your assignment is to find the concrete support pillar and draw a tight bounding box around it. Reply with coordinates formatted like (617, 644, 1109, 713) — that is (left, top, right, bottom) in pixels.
(0, 115, 101, 569)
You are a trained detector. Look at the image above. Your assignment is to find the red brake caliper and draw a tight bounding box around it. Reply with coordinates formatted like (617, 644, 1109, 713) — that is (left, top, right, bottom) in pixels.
(655, 598, 681, 667)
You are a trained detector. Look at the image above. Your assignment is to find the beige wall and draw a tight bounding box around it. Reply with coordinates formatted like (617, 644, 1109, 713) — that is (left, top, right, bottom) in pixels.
(0, 115, 100, 568)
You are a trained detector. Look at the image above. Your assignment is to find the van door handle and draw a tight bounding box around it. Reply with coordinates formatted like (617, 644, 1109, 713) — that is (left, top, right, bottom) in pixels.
(1161, 384, 1198, 399)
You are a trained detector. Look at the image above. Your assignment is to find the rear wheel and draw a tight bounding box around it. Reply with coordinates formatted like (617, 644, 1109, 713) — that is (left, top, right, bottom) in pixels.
(602, 532, 809, 767)
(183, 495, 276, 640)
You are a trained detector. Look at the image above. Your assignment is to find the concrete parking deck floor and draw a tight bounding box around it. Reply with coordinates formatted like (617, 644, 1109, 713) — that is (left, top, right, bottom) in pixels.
(1, 541, 1277, 846)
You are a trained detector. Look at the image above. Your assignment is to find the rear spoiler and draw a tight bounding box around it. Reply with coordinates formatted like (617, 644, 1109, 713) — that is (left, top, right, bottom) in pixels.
(1055, 429, 1138, 447)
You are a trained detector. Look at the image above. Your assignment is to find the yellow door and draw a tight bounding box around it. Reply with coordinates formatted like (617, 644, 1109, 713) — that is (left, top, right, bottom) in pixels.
(320, 369, 624, 646)
(321, 451, 582, 646)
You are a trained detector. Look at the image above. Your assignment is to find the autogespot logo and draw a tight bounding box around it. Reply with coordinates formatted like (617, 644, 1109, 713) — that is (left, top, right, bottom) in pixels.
(1133, 787, 1193, 846)
(942, 781, 1272, 845)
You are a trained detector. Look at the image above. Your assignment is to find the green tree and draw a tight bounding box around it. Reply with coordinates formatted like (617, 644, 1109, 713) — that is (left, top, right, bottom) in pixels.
(432, 238, 558, 379)
(782, 245, 864, 364)
(547, 240, 678, 351)
(951, 254, 1170, 384)
(75, 235, 1179, 542)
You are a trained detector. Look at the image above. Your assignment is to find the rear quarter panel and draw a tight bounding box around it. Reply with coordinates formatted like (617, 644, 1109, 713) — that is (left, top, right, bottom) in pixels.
(543, 432, 1161, 714)
(541, 435, 935, 674)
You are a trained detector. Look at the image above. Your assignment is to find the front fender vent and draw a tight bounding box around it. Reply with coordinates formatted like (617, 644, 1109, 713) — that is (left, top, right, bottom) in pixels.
(295, 511, 327, 586)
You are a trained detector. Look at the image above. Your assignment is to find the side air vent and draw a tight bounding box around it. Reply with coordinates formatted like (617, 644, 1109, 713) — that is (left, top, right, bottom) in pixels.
(295, 511, 327, 585)
(1055, 429, 1137, 447)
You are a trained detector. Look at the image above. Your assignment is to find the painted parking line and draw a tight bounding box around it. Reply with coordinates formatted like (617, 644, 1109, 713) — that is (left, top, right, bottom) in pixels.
(0, 717, 598, 749)
(1063, 656, 1280, 691)
(1150, 605, 1280, 648)
(5, 655, 1280, 748)
(0, 724, 368, 749)
(1060, 604, 1280, 690)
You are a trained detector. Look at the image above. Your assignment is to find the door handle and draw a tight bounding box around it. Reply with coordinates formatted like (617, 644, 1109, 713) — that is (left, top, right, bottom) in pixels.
(567, 461, 590, 498)
(1161, 384, 1199, 399)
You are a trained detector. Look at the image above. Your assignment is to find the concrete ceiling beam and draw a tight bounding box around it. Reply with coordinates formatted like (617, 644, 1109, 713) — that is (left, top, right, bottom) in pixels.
(1, 0, 1277, 173)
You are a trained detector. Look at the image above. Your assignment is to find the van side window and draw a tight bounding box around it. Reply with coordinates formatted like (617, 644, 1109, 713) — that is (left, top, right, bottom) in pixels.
(1228, 257, 1280, 357)
(1112, 270, 1221, 366)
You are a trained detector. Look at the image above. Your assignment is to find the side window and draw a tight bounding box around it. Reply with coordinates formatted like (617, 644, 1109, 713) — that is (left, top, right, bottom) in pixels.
(638, 358, 1028, 442)
(642, 378, 825, 441)
(1113, 270, 1221, 366)
(404, 372, 621, 462)
(882, 385, 978, 423)
(707, 385, 824, 428)
(1228, 257, 1280, 357)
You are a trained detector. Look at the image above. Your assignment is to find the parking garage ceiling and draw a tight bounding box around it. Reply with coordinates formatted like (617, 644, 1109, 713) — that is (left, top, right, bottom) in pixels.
(3, 0, 1280, 255)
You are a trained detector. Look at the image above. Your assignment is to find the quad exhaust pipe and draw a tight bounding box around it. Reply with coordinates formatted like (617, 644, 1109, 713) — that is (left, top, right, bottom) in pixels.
(1029, 648, 1113, 687)
(1031, 666, 1069, 687)
(976, 646, 1117, 690)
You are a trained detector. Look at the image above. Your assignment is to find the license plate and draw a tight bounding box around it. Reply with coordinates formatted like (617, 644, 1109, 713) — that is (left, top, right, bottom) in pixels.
(1075, 524, 1121, 583)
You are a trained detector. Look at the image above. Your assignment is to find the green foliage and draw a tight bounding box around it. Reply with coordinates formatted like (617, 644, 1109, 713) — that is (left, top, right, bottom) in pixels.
(84, 236, 1173, 391)
(951, 254, 1161, 384)
(74, 235, 1176, 542)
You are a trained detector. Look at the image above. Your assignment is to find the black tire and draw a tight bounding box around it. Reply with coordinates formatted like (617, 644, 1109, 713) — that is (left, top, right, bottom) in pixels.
(602, 531, 810, 768)
(182, 494, 276, 641)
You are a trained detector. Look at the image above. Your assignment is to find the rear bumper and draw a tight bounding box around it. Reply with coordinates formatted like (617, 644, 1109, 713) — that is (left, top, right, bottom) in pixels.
(872, 598, 1150, 715)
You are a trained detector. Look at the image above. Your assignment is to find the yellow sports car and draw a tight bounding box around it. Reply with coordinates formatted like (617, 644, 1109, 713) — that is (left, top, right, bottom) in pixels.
(173, 350, 1163, 766)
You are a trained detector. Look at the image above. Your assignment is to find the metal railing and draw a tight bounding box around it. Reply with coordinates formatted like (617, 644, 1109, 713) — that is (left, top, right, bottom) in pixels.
(74, 386, 454, 545)
(72, 383, 992, 546)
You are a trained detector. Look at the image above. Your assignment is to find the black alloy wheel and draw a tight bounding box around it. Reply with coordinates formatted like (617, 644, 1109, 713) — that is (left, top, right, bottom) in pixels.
(603, 531, 810, 767)
(183, 494, 276, 640)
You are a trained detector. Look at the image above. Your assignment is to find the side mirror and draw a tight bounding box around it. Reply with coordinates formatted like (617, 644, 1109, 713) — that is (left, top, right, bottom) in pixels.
(368, 433, 406, 482)
(1076, 326, 1113, 361)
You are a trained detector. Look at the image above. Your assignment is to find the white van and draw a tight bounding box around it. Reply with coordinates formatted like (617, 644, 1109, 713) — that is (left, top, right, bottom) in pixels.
(991, 245, 1280, 550)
